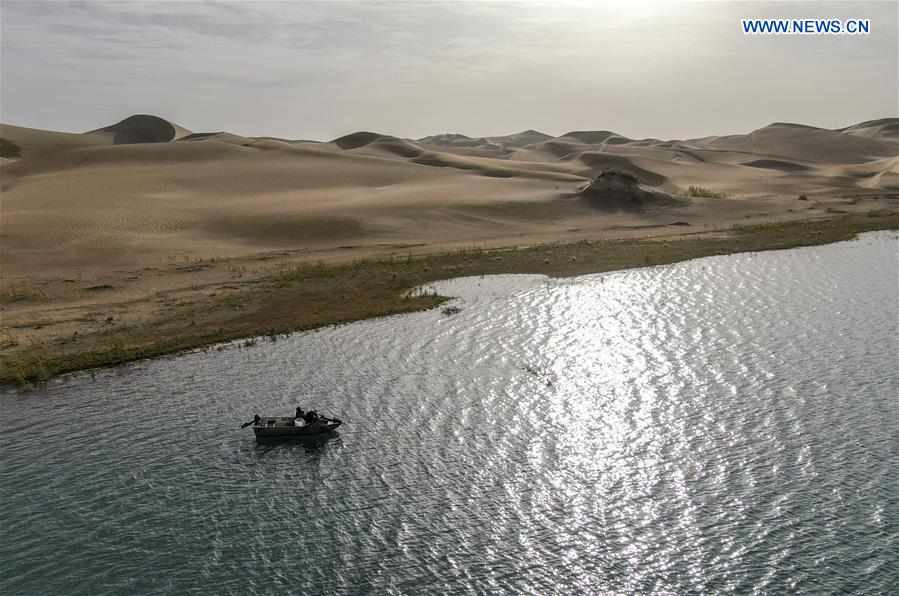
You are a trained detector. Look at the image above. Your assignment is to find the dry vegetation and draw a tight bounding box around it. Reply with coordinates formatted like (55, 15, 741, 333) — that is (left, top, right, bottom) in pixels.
(687, 185, 728, 199)
(2, 212, 895, 386)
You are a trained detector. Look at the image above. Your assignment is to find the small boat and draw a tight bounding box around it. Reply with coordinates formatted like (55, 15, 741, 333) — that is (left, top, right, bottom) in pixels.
(247, 415, 342, 441)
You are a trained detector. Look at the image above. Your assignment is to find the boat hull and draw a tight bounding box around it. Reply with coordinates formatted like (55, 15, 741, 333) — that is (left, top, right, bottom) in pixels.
(252, 417, 342, 441)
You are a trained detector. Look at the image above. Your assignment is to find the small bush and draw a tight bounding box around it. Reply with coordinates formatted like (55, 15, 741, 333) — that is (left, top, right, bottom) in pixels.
(687, 185, 727, 199)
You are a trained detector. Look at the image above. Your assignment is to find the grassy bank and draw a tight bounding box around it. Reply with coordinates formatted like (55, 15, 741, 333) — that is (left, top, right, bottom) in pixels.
(2, 212, 896, 386)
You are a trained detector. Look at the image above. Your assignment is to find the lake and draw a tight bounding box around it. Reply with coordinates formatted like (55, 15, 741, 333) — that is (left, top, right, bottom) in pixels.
(1, 232, 897, 595)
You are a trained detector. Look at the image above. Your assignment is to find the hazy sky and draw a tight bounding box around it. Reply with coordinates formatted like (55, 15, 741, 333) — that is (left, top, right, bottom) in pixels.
(1, 1, 896, 140)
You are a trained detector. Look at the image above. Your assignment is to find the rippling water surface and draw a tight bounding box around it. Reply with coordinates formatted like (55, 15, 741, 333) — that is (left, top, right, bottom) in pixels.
(2, 232, 898, 595)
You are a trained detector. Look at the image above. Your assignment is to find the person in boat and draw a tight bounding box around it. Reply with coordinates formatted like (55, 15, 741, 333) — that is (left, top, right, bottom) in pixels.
(303, 409, 319, 424)
(241, 414, 262, 428)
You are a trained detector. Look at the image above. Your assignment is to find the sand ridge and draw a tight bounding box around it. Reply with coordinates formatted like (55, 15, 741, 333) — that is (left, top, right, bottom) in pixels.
(1, 113, 896, 287)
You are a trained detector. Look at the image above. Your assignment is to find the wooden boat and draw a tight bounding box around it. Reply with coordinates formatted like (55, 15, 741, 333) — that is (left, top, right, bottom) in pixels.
(250, 416, 342, 441)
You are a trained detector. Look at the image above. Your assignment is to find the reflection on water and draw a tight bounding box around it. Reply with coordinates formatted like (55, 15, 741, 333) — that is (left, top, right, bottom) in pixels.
(1, 232, 897, 595)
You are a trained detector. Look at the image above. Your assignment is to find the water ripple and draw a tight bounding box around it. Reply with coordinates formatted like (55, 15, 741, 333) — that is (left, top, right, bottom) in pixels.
(1, 232, 897, 595)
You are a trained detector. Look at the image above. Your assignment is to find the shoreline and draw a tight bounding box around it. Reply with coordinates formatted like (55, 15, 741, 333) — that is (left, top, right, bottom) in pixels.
(2, 212, 897, 387)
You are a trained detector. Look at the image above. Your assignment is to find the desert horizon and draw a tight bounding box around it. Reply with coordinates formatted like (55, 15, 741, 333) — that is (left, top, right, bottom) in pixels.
(7, 112, 899, 144)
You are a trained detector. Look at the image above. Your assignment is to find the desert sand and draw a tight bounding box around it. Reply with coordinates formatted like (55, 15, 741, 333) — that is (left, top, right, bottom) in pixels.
(1, 114, 897, 381)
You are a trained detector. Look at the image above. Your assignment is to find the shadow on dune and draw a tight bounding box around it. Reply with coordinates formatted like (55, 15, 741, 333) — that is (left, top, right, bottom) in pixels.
(579, 170, 685, 211)
(332, 131, 385, 150)
(0, 137, 22, 158)
(370, 139, 423, 158)
(839, 118, 899, 142)
(411, 153, 493, 172)
(331, 131, 424, 158)
(576, 153, 668, 186)
(201, 214, 369, 246)
(179, 132, 226, 141)
(560, 130, 630, 144)
(89, 114, 181, 144)
(536, 140, 585, 159)
(742, 159, 812, 172)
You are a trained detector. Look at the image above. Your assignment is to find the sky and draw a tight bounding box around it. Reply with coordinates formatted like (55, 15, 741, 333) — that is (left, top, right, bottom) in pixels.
(1, 0, 896, 140)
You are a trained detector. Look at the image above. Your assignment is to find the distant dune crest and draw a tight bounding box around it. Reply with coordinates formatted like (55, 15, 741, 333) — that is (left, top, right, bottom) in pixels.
(2, 115, 897, 195)
(559, 130, 630, 145)
(332, 131, 389, 150)
(0, 115, 894, 174)
(838, 118, 899, 143)
(2, 116, 896, 186)
(88, 114, 192, 144)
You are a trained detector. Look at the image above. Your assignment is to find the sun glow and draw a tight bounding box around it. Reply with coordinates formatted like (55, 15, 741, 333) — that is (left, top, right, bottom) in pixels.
(602, 0, 687, 21)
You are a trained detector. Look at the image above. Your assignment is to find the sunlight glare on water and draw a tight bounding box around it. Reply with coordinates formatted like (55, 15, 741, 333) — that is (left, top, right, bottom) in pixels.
(1, 232, 897, 595)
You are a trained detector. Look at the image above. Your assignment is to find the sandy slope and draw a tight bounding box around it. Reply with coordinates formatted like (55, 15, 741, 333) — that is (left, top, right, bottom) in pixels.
(838, 118, 899, 143)
(0, 123, 111, 159)
(2, 116, 896, 270)
(1, 115, 897, 348)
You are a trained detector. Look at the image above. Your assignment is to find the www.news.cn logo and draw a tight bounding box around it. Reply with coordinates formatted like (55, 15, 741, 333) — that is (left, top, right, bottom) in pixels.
(742, 18, 871, 35)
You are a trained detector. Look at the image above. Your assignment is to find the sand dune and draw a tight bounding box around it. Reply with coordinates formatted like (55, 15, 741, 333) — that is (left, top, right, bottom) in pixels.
(485, 129, 553, 147)
(574, 153, 668, 186)
(416, 134, 509, 159)
(578, 170, 684, 210)
(514, 140, 588, 161)
(838, 118, 899, 143)
(558, 130, 630, 145)
(869, 157, 899, 189)
(689, 122, 898, 163)
(331, 131, 391, 150)
(417, 133, 487, 148)
(418, 130, 551, 150)
(836, 156, 899, 190)
(1, 137, 258, 183)
(741, 159, 813, 172)
(0, 123, 110, 158)
(88, 114, 192, 144)
(179, 131, 239, 142)
(331, 132, 425, 159)
(1, 114, 896, 286)
(365, 138, 424, 159)
(407, 150, 581, 181)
